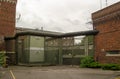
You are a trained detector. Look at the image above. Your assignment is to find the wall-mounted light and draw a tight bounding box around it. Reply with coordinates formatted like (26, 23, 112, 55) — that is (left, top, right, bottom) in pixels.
(101, 49, 105, 52)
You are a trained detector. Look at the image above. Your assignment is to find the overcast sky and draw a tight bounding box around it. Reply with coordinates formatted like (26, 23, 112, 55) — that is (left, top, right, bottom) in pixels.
(16, 0, 120, 32)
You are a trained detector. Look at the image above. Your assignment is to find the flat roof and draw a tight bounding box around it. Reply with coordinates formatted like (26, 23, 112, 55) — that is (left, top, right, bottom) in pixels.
(5, 29, 99, 40)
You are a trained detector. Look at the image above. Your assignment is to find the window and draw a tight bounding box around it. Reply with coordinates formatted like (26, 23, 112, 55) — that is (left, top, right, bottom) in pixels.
(106, 50, 120, 56)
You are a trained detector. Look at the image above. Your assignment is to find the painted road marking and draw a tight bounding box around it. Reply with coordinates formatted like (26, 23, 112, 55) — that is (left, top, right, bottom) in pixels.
(115, 76, 120, 79)
(10, 70, 16, 79)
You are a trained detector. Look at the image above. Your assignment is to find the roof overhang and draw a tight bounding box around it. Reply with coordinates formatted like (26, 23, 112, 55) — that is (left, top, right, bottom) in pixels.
(5, 30, 99, 40)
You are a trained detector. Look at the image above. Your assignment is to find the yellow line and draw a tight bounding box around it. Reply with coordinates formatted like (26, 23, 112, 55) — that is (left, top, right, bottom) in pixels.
(10, 70, 16, 79)
(115, 77, 120, 79)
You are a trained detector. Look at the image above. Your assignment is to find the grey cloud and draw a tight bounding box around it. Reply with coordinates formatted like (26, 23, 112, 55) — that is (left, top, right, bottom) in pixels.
(16, 0, 119, 32)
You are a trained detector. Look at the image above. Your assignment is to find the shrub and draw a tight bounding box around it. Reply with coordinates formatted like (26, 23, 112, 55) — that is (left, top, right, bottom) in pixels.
(80, 56, 120, 70)
(88, 62, 101, 68)
(101, 64, 120, 70)
(0, 52, 8, 68)
(80, 56, 94, 68)
(0, 52, 5, 66)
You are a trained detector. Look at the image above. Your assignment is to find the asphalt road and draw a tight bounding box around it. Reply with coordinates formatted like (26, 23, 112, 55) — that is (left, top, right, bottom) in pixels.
(1, 66, 120, 79)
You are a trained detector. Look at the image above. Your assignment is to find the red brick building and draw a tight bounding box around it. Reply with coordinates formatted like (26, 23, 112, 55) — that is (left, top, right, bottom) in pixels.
(0, 0, 120, 65)
(0, 0, 17, 50)
(0, 0, 17, 65)
(92, 2, 120, 64)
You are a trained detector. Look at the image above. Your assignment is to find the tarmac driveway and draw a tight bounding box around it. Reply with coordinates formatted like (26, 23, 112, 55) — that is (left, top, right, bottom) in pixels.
(0, 66, 120, 79)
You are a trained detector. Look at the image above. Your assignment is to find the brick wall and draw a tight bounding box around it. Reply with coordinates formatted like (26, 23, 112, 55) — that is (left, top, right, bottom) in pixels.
(92, 2, 120, 64)
(0, 0, 17, 51)
(0, 0, 17, 37)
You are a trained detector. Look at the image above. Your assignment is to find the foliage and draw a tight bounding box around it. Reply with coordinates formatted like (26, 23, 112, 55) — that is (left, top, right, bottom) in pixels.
(88, 62, 101, 68)
(80, 36, 94, 45)
(80, 56, 94, 68)
(0, 51, 8, 68)
(0, 52, 5, 66)
(80, 56, 120, 70)
(101, 64, 120, 70)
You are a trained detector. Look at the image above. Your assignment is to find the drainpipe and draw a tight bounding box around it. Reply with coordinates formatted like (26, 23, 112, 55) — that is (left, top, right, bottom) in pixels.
(15, 38, 18, 65)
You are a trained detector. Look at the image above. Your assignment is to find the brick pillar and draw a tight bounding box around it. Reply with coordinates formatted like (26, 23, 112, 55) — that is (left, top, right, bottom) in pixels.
(0, 0, 17, 37)
(0, 0, 17, 51)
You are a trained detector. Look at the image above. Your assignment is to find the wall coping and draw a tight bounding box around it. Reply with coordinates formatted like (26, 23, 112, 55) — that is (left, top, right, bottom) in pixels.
(92, 2, 120, 20)
(0, 0, 17, 4)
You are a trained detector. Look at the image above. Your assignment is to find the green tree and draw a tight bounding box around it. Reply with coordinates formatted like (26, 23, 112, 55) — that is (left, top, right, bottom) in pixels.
(80, 36, 94, 45)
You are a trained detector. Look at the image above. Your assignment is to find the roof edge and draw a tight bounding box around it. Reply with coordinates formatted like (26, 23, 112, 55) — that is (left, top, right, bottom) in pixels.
(0, 0, 17, 4)
(5, 30, 99, 40)
(92, 1, 120, 19)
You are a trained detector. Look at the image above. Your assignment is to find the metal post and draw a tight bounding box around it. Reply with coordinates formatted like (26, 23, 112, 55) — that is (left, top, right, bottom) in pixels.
(105, 0, 108, 6)
(58, 38, 63, 65)
(71, 48, 74, 66)
(71, 37, 74, 66)
(85, 36, 89, 56)
(100, 0, 102, 9)
(15, 38, 18, 65)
